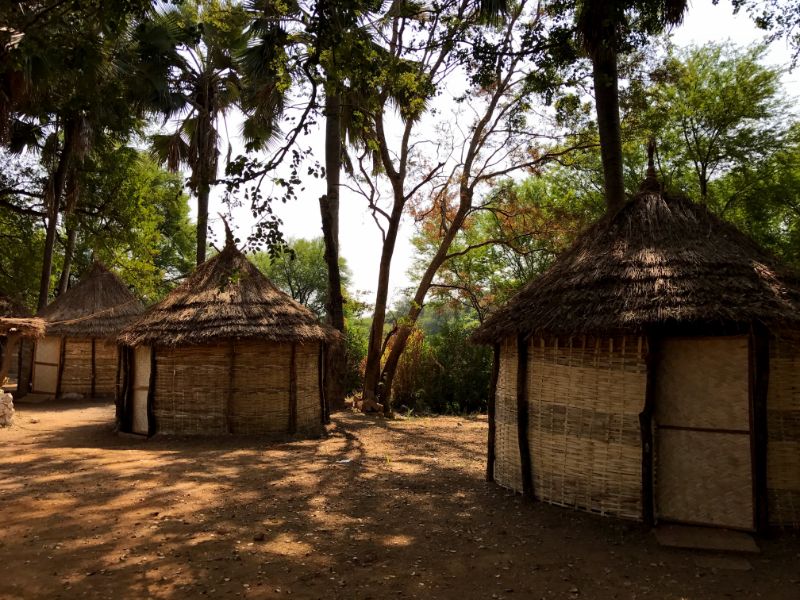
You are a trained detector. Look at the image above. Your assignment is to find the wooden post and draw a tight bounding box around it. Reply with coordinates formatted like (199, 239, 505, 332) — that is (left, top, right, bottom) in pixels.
(486, 343, 500, 482)
(146, 347, 157, 437)
(288, 343, 297, 434)
(751, 324, 770, 534)
(55, 336, 66, 398)
(516, 334, 533, 498)
(318, 343, 328, 425)
(115, 344, 122, 409)
(116, 346, 131, 432)
(90, 338, 96, 398)
(226, 340, 236, 433)
(0, 334, 20, 386)
(641, 334, 658, 528)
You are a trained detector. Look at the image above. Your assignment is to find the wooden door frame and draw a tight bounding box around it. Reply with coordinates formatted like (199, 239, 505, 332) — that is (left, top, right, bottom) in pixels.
(643, 332, 766, 532)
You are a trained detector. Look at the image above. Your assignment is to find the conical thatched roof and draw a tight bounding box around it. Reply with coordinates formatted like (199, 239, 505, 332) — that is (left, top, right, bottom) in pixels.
(473, 179, 800, 343)
(39, 262, 144, 338)
(119, 239, 339, 347)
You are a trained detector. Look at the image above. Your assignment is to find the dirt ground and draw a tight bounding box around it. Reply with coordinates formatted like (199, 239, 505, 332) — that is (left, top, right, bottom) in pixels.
(0, 400, 798, 600)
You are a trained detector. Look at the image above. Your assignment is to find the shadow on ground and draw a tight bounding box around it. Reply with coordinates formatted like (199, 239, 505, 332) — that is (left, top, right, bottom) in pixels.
(0, 401, 798, 600)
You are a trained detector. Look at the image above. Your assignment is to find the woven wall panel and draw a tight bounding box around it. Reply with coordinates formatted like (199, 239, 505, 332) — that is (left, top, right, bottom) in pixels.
(656, 336, 749, 431)
(528, 336, 647, 520)
(767, 334, 800, 527)
(94, 340, 118, 397)
(154, 345, 229, 434)
(656, 428, 753, 530)
(60, 338, 93, 396)
(132, 345, 151, 435)
(229, 340, 290, 434)
(295, 343, 322, 435)
(494, 338, 522, 492)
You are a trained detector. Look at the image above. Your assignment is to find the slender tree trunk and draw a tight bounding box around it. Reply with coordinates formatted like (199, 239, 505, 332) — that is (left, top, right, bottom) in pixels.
(57, 219, 78, 295)
(37, 131, 74, 311)
(592, 49, 626, 214)
(320, 90, 347, 411)
(361, 194, 404, 412)
(379, 205, 469, 403)
(196, 183, 210, 265)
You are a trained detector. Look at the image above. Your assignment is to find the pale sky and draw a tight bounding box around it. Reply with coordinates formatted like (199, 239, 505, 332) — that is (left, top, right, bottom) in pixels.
(202, 0, 799, 307)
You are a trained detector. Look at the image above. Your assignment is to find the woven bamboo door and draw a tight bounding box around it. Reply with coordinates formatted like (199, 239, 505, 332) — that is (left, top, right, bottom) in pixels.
(654, 336, 754, 530)
(31, 336, 61, 395)
(131, 346, 151, 435)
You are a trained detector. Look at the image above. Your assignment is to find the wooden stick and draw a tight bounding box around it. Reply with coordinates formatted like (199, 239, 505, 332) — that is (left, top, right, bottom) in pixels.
(751, 324, 770, 533)
(90, 338, 96, 398)
(516, 334, 533, 498)
(486, 343, 500, 482)
(55, 336, 66, 398)
(318, 343, 328, 425)
(641, 334, 658, 528)
(288, 343, 297, 434)
(226, 340, 236, 433)
(146, 347, 157, 437)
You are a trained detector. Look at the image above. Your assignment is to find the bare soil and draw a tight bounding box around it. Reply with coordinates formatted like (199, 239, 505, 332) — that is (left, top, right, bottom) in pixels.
(0, 400, 798, 600)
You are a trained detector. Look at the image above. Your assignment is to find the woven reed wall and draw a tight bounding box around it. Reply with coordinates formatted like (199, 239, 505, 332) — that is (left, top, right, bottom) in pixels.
(492, 335, 647, 519)
(60, 339, 93, 396)
(493, 337, 522, 491)
(94, 340, 118, 397)
(152, 341, 322, 435)
(32, 336, 60, 394)
(767, 334, 800, 527)
(527, 336, 647, 519)
(295, 343, 322, 435)
(229, 341, 290, 434)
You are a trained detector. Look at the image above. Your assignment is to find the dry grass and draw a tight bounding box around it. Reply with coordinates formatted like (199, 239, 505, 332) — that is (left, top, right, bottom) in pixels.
(474, 190, 800, 342)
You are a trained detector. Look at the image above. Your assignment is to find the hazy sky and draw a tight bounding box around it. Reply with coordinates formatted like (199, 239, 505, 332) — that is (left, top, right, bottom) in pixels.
(204, 0, 799, 307)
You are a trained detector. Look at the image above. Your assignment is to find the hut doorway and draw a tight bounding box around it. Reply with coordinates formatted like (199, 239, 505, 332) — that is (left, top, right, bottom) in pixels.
(31, 336, 61, 395)
(131, 346, 151, 435)
(654, 336, 754, 531)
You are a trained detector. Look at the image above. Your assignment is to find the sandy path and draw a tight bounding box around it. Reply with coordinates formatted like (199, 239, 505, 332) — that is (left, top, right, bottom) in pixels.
(0, 400, 798, 599)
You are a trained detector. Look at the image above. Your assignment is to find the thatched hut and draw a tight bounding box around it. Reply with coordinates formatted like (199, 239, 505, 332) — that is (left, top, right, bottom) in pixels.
(30, 263, 144, 399)
(0, 293, 44, 386)
(116, 235, 338, 437)
(473, 162, 800, 532)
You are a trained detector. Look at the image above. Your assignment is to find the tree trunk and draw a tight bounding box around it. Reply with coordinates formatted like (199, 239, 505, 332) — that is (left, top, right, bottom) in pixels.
(592, 48, 626, 214)
(361, 194, 405, 413)
(196, 183, 210, 265)
(320, 90, 347, 411)
(379, 205, 469, 403)
(57, 219, 78, 295)
(37, 130, 74, 311)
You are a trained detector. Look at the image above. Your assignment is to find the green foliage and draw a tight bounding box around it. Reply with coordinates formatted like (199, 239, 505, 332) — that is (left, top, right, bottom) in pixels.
(392, 308, 492, 414)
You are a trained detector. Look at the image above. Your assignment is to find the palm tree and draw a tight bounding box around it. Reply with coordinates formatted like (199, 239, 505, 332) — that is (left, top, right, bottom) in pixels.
(147, 0, 251, 266)
(575, 0, 688, 213)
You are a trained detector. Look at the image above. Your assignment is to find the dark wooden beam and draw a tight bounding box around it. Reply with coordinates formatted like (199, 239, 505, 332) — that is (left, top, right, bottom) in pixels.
(55, 336, 66, 399)
(516, 334, 533, 498)
(90, 338, 96, 398)
(318, 343, 328, 425)
(486, 343, 500, 482)
(146, 347, 157, 437)
(288, 343, 298, 434)
(751, 324, 770, 534)
(641, 334, 659, 528)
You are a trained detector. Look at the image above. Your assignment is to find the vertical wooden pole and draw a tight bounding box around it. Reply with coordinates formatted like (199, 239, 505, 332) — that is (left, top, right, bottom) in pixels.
(146, 347, 157, 437)
(318, 343, 328, 426)
(288, 343, 297, 434)
(641, 334, 658, 528)
(55, 336, 66, 398)
(115, 344, 122, 409)
(516, 334, 533, 498)
(226, 340, 236, 433)
(751, 325, 770, 533)
(90, 338, 96, 398)
(486, 343, 500, 482)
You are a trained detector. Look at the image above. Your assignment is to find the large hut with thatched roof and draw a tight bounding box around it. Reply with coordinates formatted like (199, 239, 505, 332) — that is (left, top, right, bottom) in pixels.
(29, 262, 144, 399)
(0, 292, 44, 387)
(116, 232, 339, 437)
(473, 157, 800, 532)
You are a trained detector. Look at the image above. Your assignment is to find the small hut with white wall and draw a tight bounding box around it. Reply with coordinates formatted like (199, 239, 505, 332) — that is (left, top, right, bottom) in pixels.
(473, 162, 800, 532)
(116, 232, 339, 436)
(31, 262, 143, 399)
